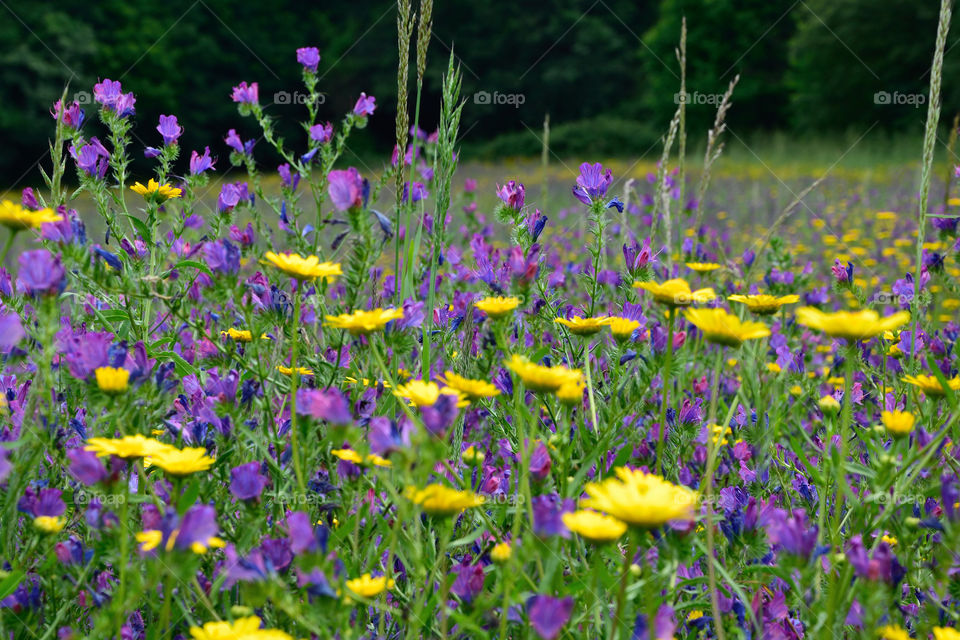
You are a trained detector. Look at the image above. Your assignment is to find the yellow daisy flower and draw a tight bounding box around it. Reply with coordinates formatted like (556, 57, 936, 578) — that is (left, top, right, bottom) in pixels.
(0, 200, 62, 230)
(580, 467, 698, 529)
(561, 510, 627, 542)
(346, 573, 395, 599)
(94, 366, 130, 393)
(85, 435, 172, 459)
(130, 178, 182, 200)
(404, 484, 484, 516)
(393, 379, 469, 408)
(902, 374, 960, 397)
(553, 316, 612, 336)
(504, 354, 582, 393)
(221, 328, 253, 342)
(490, 541, 512, 563)
(607, 316, 642, 341)
(276, 365, 314, 376)
(880, 410, 915, 437)
(633, 278, 715, 307)
(685, 262, 722, 272)
(33, 515, 65, 534)
(683, 308, 771, 347)
(439, 371, 500, 400)
(324, 308, 404, 335)
(728, 293, 800, 315)
(795, 307, 910, 340)
(147, 446, 215, 476)
(262, 251, 342, 281)
(474, 296, 522, 318)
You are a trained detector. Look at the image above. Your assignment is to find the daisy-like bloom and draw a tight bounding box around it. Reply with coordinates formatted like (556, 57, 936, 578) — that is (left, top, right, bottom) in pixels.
(709, 423, 732, 446)
(330, 448, 392, 468)
(818, 395, 841, 415)
(263, 251, 342, 281)
(580, 467, 698, 529)
(190, 617, 279, 640)
(136, 529, 226, 555)
(728, 293, 800, 315)
(221, 328, 253, 342)
(555, 379, 585, 405)
(504, 354, 582, 393)
(129, 178, 182, 200)
(86, 435, 171, 459)
(561, 510, 627, 543)
(881, 410, 915, 437)
(553, 316, 612, 336)
(346, 574, 395, 598)
(439, 371, 500, 400)
(474, 296, 521, 319)
(324, 308, 404, 335)
(685, 262, 721, 272)
(633, 278, 715, 308)
(903, 374, 960, 397)
(276, 365, 314, 376)
(404, 484, 485, 516)
(0, 200, 62, 230)
(94, 366, 130, 393)
(490, 541, 512, 563)
(933, 629, 960, 640)
(876, 627, 911, 640)
(608, 316, 641, 341)
(683, 308, 771, 347)
(33, 515, 65, 534)
(147, 446, 215, 476)
(795, 307, 910, 341)
(393, 380, 469, 408)
(462, 446, 486, 465)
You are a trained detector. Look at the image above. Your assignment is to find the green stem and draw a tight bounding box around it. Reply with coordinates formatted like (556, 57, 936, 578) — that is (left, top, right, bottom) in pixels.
(704, 347, 727, 640)
(0, 230, 18, 267)
(655, 308, 676, 476)
(290, 285, 306, 494)
(583, 340, 599, 433)
(610, 531, 638, 640)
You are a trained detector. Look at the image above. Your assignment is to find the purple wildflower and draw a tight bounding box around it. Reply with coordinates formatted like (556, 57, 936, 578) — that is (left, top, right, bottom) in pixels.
(571, 162, 613, 205)
(353, 92, 376, 116)
(156, 115, 183, 145)
(189, 147, 216, 175)
(527, 595, 574, 640)
(229, 462, 268, 501)
(17, 250, 65, 296)
(327, 168, 364, 211)
(296, 47, 321, 72)
(231, 81, 259, 104)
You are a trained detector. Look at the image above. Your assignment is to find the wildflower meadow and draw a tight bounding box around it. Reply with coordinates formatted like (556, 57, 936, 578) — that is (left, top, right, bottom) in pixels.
(3, 1, 960, 639)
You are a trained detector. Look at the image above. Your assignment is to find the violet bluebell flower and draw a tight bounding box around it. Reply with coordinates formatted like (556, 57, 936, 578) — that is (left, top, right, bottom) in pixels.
(759, 507, 818, 558)
(156, 114, 183, 145)
(229, 462, 268, 501)
(571, 162, 613, 205)
(421, 394, 459, 438)
(496, 180, 525, 211)
(70, 138, 110, 179)
(353, 92, 376, 116)
(143, 147, 161, 159)
(189, 147, 216, 175)
(450, 558, 485, 603)
(93, 79, 123, 109)
(296, 388, 352, 425)
(217, 182, 250, 214)
(845, 534, 905, 585)
(51, 99, 84, 129)
(224, 129, 255, 155)
(17, 250, 65, 296)
(296, 46, 321, 72)
(203, 239, 240, 274)
(0, 311, 24, 350)
(18, 487, 66, 518)
(310, 122, 333, 143)
(531, 495, 574, 538)
(527, 595, 573, 640)
(231, 81, 259, 104)
(278, 163, 300, 190)
(402, 181, 428, 203)
(327, 168, 364, 211)
(831, 259, 853, 284)
(67, 448, 107, 485)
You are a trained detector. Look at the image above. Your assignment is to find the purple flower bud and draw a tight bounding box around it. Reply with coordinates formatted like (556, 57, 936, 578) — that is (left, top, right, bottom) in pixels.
(231, 81, 259, 105)
(309, 122, 333, 143)
(352, 92, 376, 116)
(296, 388, 352, 425)
(229, 462, 268, 501)
(156, 114, 183, 146)
(496, 180, 525, 211)
(189, 146, 216, 175)
(527, 595, 574, 640)
(17, 249, 65, 296)
(327, 168, 364, 211)
(571, 162, 613, 205)
(296, 47, 321, 72)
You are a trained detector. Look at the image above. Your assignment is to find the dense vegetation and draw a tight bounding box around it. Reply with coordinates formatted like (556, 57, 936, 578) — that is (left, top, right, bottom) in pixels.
(2, 0, 959, 183)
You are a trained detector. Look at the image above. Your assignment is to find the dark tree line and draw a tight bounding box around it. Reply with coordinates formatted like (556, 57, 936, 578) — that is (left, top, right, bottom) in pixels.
(0, 0, 957, 183)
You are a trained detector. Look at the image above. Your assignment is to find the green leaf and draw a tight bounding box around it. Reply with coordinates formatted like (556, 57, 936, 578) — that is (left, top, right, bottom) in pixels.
(0, 570, 24, 600)
(172, 259, 214, 278)
(123, 213, 152, 242)
(177, 481, 201, 514)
